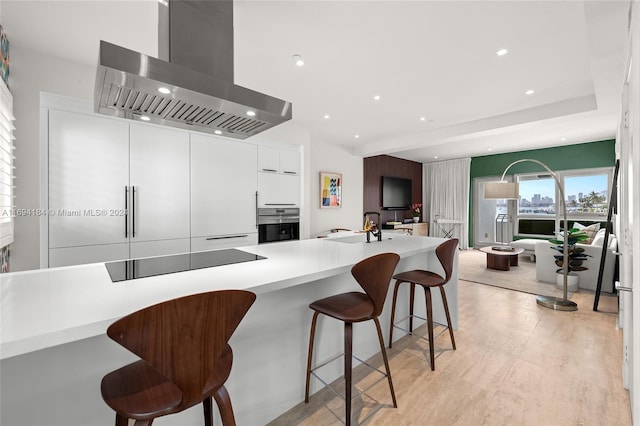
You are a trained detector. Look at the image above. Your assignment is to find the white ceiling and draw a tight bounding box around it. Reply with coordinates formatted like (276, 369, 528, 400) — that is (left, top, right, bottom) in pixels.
(1, 0, 630, 163)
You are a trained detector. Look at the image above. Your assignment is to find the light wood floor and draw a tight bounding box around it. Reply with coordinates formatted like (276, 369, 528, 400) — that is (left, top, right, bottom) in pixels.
(269, 280, 631, 425)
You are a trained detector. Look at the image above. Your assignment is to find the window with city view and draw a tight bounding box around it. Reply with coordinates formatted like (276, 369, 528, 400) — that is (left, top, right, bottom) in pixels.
(564, 173, 609, 214)
(517, 169, 610, 217)
(518, 175, 556, 215)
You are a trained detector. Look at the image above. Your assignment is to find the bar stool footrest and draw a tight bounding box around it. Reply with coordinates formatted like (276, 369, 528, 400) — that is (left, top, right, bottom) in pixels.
(309, 353, 392, 402)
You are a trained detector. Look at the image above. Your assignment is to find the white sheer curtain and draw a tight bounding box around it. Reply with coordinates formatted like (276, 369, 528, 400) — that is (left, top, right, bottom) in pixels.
(424, 158, 471, 249)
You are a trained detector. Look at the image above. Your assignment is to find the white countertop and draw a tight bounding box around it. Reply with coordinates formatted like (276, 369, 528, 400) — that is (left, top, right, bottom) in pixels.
(1, 234, 446, 359)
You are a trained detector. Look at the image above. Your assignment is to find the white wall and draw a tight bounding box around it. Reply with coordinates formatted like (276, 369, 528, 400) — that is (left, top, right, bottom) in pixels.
(308, 139, 363, 236)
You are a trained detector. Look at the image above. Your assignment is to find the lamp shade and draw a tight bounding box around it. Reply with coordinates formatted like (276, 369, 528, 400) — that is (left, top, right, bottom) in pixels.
(484, 181, 519, 199)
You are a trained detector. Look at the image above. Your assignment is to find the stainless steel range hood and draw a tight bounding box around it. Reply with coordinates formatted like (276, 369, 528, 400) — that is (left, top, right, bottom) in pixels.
(94, 0, 292, 139)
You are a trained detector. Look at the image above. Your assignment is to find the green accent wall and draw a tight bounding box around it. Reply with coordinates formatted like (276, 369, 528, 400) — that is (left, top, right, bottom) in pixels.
(468, 139, 616, 246)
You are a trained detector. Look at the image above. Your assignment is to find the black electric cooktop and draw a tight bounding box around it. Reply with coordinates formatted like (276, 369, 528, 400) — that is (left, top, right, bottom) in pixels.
(105, 248, 266, 283)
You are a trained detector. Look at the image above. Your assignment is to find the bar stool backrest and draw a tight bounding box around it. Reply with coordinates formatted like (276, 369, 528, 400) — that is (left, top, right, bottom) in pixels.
(106, 290, 256, 408)
(351, 252, 400, 316)
(436, 238, 459, 284)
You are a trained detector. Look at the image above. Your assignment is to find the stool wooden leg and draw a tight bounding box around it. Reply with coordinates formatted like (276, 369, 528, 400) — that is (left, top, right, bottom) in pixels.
(388, 281, 401, 348)
(440, 286, 456, 350)
(344, 322, 353, 426)
(213, 385, 236, 426)
(203, 396, 213, 426)
(305, 311, 320, 403)
(132, 420, 152, 426)
(115, 414, 129, 426)
(409, 283, 416, 333)
(424, 287, 435, 371)
(374, 317, 397, 408)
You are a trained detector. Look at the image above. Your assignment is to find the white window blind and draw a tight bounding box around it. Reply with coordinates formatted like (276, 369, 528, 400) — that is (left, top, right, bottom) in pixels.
(0, 79, 15, 248)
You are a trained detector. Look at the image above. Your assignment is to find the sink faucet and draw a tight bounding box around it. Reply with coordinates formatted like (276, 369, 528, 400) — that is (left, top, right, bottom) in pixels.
(363, 211, 382, 242)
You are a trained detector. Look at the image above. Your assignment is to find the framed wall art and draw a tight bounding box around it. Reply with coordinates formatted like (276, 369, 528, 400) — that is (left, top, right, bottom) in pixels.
(320, 171, 342, 208)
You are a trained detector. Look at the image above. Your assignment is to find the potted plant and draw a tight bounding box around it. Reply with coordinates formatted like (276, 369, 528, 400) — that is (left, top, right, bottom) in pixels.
(411, 203, 422, 223)
(548, 227, 591, 291)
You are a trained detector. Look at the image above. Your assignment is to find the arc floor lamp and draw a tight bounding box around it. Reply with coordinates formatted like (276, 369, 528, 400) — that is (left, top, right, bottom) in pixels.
(484, 159, 578, 311)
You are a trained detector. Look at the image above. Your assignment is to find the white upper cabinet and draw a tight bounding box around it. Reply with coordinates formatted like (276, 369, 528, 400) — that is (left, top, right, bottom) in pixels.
(191, 133, 258, 237)
(279, 149, 300, 175)
(257, 145, 300, 175)
(257, 145, 280, 173)
(129, 124, 190, 242)
(48, 110, 130, 249)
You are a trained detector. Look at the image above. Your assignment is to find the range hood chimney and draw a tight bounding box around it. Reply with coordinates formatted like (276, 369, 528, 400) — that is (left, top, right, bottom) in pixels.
(94, 0, 292, 139)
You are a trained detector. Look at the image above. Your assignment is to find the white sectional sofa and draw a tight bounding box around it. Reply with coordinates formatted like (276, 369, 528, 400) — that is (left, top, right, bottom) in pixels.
(534, 229, 617, 293)
(510, 238, 541, 260)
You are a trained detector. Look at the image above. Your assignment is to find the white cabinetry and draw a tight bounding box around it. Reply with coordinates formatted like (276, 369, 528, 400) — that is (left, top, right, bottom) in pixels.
(257, 145, 280, 173)
(279, 149, 300, 175)
(257, 146, 300, 207)
(257, 173, 300, 207)
(257, 145, 300, 174)
(191, 133, 258, 249)
(129, 124, 191, 258)
(47, 111, 190, 267)
(48, 110, 130, 265)
(48, 110, 129, 250)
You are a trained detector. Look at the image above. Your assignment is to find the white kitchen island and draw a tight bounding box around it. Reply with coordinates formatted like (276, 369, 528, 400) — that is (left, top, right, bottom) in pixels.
(1, 234, 458, 426)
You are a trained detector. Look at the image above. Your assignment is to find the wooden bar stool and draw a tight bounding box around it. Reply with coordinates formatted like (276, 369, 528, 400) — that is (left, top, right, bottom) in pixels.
(304, 252, 400, 426)
(388, 238, 458, 371)
(101, 290, 256, 426)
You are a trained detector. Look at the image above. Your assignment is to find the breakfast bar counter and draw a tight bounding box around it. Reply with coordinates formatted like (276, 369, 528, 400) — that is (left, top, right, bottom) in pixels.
(1, 234, 458, 425)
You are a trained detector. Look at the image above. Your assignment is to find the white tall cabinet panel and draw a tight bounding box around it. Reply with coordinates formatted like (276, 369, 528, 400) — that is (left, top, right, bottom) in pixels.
(129, 124, 190, 242)
(48, 110, 130, 249)
(191, 133, 257, 238)
(47, 110, 191, 267)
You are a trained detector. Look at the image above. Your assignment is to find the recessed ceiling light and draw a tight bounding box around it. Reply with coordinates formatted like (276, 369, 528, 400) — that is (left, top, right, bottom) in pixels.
(246, 110, 256, 117)
(354, 134, 360, 139)
(158, 87, 171, 94)
(487, 148, 492, 151)
(496, 48, 509, 56)
(293, 54, 304, 67)
(140, 116, 150, 121)
(561, 137, 567, 141)
(373, 95, 381, 101)
(324, 114, 330, 119)
(214, 130, 222, 135)
(434, 156, 439, 159)
(420, 117, 426, 121)
(525, 89, 535, 95)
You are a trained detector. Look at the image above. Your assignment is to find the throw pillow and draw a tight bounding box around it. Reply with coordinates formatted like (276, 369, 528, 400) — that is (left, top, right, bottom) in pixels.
(591, 228, 606, 246)
(572, 221, 586, 229)
(581, 223, 600, 244)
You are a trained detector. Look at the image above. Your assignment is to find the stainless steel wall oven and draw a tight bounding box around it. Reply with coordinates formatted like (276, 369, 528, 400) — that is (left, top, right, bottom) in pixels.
(257, 208, 300, 244)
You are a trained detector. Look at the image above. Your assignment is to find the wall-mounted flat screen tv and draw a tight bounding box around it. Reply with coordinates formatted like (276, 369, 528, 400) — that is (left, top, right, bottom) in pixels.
(382, 176, 411, 210)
